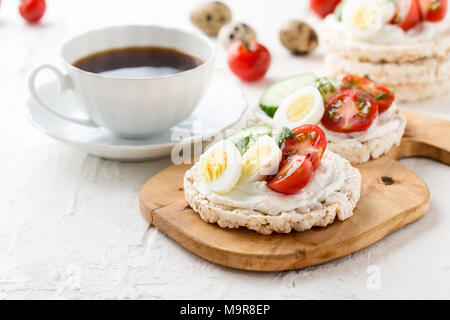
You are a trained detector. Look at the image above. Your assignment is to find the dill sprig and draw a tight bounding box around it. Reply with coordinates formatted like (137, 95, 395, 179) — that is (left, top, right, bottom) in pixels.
(277, 127, 295, 147)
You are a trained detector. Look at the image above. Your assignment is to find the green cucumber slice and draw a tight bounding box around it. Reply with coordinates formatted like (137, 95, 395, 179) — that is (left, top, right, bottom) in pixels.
(259, 73, 318, 118)
(227, 124, 272, 155)
(334, 1, 345, 21)
(260, 105, 278, 118)
(315, 76, 340, 102)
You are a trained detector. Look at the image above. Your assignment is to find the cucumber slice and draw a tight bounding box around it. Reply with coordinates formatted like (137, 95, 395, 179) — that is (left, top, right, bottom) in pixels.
(315, 76, 341, 102)
(228, 124, 273, 144)
(334, 1, 345, 21)
(260, 105, 278, 118)
(227, 124, 272, 154)
(259, 73, 318, 118)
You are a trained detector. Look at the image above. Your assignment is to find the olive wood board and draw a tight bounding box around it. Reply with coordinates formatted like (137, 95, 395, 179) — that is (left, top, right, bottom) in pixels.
(139, 111, 450, 271)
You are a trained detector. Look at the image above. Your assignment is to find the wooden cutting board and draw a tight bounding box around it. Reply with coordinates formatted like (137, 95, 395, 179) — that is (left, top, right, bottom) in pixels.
(139, 111, 450, 271)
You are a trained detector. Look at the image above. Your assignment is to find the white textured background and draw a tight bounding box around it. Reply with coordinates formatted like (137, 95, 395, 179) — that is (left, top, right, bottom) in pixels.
(0, 0, 449, 299)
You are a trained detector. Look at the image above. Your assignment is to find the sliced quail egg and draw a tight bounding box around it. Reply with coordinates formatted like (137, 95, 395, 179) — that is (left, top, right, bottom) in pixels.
(200, 140, 242, 193)
(342, 0, 383, 40)
(375, 0, 396, 23)
(239, 135, 282, 184)
(273, 85, 324, 129)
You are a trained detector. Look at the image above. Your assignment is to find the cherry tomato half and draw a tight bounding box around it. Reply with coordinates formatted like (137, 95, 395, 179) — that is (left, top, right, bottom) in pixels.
(341, 74, 371, 88)
(281, 124, 327, 171)
(19, 0, 46, 24)
(309, 0, 341, 19)
(227, 40, 271, 82)
(267, 155, 313, 195)
(321, 89, 378, 133)
(419, 0, 448, 22)
(342, 75, 395, 113)
(391, 0, 422, 31)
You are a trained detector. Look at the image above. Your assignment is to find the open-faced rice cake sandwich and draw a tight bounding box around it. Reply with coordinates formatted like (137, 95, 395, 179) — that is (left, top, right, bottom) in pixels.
(184, 124, 361, 235)
(319, 0, 450, 102)
(254, 73, 407, 164)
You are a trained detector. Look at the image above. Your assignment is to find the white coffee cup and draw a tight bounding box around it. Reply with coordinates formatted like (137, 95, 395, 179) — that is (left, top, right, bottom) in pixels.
(29, 25, 215, 139)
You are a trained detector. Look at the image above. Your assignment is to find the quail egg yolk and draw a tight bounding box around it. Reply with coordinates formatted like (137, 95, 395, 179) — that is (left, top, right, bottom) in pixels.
(351, 5, 377, 29)
(201, 151, 227, 182)
(242, 145, 273, 176)
(287, 94, 314, 122)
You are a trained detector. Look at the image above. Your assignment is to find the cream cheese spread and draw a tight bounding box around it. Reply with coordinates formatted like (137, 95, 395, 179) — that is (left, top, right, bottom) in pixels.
(193, 150, 347, 216)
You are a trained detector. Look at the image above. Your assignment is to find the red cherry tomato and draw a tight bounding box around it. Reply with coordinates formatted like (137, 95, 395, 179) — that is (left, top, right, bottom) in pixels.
(341, 74, 371, 87)
(342, 75, 395, 113)
(419, 0, 448, 21)
(281, 124, 327, 171)
(309, 0, 341, 19)
(391, 0, 422, 31)
(19, 0, 46, 24)
(227, 40, 271, 82)
(321, 89, 378, 133)
(267, 155, 313, 195)
(364, 84, 394, 113)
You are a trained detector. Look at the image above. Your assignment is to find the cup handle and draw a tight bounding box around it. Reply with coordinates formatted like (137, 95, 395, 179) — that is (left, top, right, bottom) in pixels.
(28, 64, 98, 127)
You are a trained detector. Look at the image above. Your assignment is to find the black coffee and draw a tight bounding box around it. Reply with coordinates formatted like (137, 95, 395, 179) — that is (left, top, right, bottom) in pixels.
(73, 46, 203, 78)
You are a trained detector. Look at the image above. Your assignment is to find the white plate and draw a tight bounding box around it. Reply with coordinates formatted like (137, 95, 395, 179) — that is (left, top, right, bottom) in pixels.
(25, 75, 247, 161)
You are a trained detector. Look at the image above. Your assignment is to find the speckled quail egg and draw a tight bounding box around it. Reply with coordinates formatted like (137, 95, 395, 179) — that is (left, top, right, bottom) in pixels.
(218, 22, 257, 49)
(279, 20, 319, 55)
(190, 1, 232, 36)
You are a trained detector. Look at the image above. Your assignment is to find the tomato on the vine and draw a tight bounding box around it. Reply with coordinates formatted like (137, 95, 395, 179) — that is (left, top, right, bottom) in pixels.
(19, 0, 46, 24)
(321, 89, 378, 133)
(227, 40, 271, 82)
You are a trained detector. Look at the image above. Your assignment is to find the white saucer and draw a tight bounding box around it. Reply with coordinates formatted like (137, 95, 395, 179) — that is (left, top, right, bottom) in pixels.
(25, 75, 247, 161)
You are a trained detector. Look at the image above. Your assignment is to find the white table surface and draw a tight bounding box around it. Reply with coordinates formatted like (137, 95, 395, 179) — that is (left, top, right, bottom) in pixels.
(1, 0, 449, 299)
